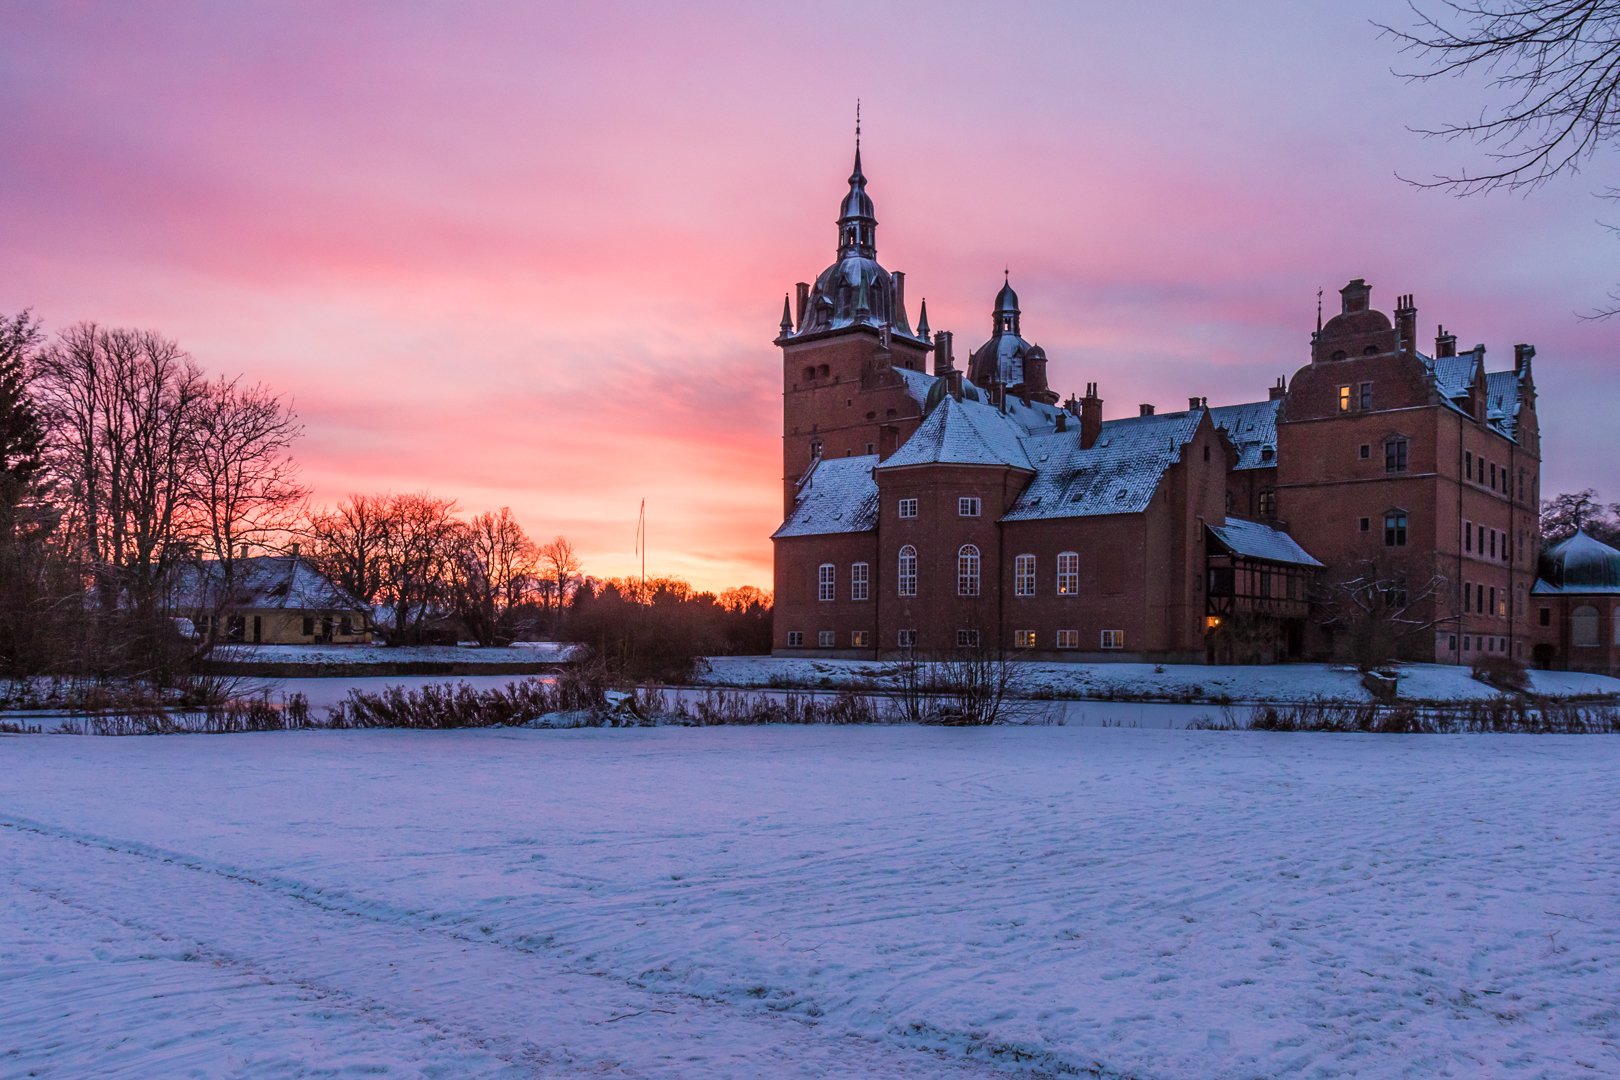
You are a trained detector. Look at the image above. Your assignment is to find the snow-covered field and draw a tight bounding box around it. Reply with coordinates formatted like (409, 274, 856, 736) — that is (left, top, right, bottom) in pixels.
(699, 656, 1620, 703)
(220, 641, 575, 666)
(3, 726, 1617, 1078)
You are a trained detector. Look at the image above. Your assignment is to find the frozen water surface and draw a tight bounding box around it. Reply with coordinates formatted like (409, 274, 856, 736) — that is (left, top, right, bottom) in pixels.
(3, 724, 1617, 1077)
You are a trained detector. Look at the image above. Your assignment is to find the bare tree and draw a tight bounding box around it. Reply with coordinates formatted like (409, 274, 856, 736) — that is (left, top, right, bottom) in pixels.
(1382, 1, 1620, 312)
(305, 493, 392, 605)
(1312, 557, 1454, 671)
(33, 324, 207, 616)
(447, 508, 538, 645)
(374, 492, 460, 644)
(185, 376, 308, 625)
(1540, 487, 1620, 543)
(537, 535, 582, 613)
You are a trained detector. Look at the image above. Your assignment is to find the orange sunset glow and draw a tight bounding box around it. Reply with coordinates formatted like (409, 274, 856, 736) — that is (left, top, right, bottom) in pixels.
(5, 1, 1616, 592)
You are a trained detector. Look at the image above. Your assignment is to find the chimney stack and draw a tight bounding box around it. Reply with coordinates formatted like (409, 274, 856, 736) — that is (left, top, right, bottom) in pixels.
(1435, 325, 1457, 358)
(1515, 343, 1536, 376)
(1394, 293, 1416, 352)
(1269, 376, 1287, 401)
(794, 282, 810, 330)
(1139, 403, 1155, 416)
(892, 271, 906, 328)
(1188, 396, 1205, 411)
(290, 542, 300, 558)
(933, 330, 955, 376)
(1080, 382, 1103, 450)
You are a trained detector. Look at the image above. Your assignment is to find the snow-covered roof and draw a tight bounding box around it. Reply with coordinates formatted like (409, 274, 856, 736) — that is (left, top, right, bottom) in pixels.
(172, 556, 367, 611)
(878, 394, 1035, 471)
(1207, 518, 1323, 568)
(1533, 530, 1620, 595)
(772, 455, 881, 538)
(1208, 398, 1279, 471)
(1003, 409, 1207, 521)
(1421, 350, 1526, 442)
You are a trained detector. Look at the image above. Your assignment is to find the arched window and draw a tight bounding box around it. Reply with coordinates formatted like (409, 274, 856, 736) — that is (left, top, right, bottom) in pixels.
(1014, 554, 1036, 596)
(1573, 605, 1600, 647)
(957, 544, 980, 597)
(897, 545, 917, 597)
(1057, 551, 1080, 595)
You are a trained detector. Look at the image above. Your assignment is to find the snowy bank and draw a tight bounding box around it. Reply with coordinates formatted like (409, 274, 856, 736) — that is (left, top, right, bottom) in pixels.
(696, 656, 1620, 703)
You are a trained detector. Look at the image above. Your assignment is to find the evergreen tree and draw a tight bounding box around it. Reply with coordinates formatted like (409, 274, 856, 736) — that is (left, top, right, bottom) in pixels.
(0, 311, 44, 515)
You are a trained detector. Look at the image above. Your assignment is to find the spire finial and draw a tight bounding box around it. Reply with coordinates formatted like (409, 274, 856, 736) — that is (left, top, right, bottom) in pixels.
(1316, 286, 1323, 333)
(856, 99, 861, 150)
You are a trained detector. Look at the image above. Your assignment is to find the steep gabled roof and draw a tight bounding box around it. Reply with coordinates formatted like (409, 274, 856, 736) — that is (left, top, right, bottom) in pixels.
(877, 394, 1034, 471)
(772, 455, 881, 538)
(1002, 409, 1205, 521)
(1207, 518, 1323, 567)
(1208, 398, 1279, 471)
(172, 556, 366, 611)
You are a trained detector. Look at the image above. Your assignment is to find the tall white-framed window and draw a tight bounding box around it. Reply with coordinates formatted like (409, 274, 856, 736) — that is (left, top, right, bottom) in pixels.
(850, 562, 869, 601)
(897, 545, 917, 597)
(1056, 629, 1078, 649)
(897, 628, 916, 648)
(1014, 554, 1036, 596)
(817, 629, 835, 648)
(817, 563, 836, 602)
(1057, 551, 1080, 595)
(957, 544, 981, 596)
(957, 628, 980, 648)
(1014, 629, 1037, 649)
(1100, 629, 1124, 650)
(958, 496, 980, 517)
(898, 497, 918, 519)
(787, 631, 803, 647)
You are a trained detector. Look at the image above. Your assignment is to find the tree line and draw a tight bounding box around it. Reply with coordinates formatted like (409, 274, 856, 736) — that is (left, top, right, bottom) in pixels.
(0, 312, 772, 683)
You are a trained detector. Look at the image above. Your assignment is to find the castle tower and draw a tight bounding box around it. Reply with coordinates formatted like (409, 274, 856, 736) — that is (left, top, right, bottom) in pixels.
(775, 131, 932, 514)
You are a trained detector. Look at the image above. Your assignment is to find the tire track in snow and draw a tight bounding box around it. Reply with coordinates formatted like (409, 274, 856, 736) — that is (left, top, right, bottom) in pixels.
(0, 816, 1031, 1079)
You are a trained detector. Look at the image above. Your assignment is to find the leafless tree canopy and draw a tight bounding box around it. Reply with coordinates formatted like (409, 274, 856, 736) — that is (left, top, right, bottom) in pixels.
(1385, 1, 1620, 192)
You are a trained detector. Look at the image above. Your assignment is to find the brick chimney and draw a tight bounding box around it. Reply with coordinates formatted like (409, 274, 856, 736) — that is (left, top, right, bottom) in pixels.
(1080, 382, 1103, 450)
(1268, 376, 1287, 401)
(794, 282, 810, 329)
(1515, 343, 1535, 376)
(1435, 325, 1457, 358)
(1139, 403, 1155, 416)
(933, 330, 955, 376)
(1394, 293, 1416, 352)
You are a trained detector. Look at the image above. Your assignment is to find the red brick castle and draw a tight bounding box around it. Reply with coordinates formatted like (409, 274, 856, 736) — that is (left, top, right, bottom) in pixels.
(770, 138, 1590, 669)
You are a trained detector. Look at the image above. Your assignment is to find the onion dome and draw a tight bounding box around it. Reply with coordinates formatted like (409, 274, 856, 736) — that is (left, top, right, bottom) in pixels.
(1537, 530, 1620, 593)
(786, 138, 920, 342)
(967, 274, 1057, 404)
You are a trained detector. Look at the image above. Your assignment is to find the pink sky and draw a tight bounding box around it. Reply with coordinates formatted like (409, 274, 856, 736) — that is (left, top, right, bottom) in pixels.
(4, 2, 1615, 591)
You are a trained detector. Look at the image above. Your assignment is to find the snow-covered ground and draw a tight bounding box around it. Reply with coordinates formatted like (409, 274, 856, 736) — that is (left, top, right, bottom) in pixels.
(698, 656, 1620, 703)
(218, 641, 576, 666)
(3, 726, 1617, 1077)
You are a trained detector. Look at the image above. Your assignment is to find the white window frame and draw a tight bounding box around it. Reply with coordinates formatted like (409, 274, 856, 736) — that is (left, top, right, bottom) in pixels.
(957, 544, 981, 597)
(1014, 629, 1037, 649)
(787, 631, 803, 647)
(1056, 551, 1080, 595)
(957, 628, 980, 648)
(817, 629, 835, 648)
(897, 628, 916, 648)
(1056, 629, 1078, 650)
(898, 497, 918, 519)
(1014, 554, 1036, 596)
(817, 563, 835, 602)
(851, 630, 869, 648)
(958, 496, 980, 517)
(897, 545, 917, 597)
(1100, 629, 1124, 650)
(850, 562, 869, 601)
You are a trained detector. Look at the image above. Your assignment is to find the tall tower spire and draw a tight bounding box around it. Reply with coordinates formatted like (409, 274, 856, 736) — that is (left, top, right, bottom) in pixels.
(837, 101, 876, 257)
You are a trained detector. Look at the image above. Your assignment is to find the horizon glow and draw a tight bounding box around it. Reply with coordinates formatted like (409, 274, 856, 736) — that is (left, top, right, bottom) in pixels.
(4, 1, 1615, 592)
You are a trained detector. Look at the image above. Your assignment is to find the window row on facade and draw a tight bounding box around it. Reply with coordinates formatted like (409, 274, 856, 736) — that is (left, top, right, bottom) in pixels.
(784, 628, 1126, 650)
(1461, 520, 1515, 562)
(820, 548, 1086, 601)
(895, 496, 980, 519)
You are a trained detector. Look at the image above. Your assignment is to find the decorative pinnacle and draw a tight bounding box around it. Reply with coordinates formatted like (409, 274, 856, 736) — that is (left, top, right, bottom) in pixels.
(856, 99, 861, 150)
